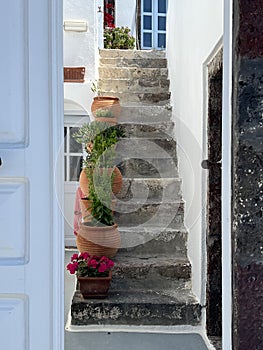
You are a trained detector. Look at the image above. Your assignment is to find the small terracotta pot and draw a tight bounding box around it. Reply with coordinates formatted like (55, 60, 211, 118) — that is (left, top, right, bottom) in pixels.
(91, 96, 121, 118)
(76, 223, 121, 258)
(77, 271, 112, 299)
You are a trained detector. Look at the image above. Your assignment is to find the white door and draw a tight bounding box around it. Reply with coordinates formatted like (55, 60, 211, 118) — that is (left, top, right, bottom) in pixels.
(141, 0, 168, 49)
(0, 1, 64, 349)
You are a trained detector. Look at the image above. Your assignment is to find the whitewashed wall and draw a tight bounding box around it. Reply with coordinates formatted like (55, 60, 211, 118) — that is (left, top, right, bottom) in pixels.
(115, 0, 137, 39)
(63, 0, 102, 113)
(166, 1, 223, 302)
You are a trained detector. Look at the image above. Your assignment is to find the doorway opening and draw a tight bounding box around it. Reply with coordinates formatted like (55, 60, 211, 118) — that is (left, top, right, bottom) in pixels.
(205, 48, 223, 338)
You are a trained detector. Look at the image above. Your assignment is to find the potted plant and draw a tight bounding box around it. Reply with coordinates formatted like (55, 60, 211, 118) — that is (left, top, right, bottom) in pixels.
(104, 26, 135, 49)
(73, 121, 124, 257)
(90, 80, 121, 118)
(66, 252, 114, 298)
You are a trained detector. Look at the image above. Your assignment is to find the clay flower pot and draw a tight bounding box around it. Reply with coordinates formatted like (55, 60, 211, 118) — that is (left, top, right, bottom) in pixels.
(76, 223, 121, 258)
(91, 96, 121, 118)
(77, 271, 112, 299)
(79, 167, 123, 198)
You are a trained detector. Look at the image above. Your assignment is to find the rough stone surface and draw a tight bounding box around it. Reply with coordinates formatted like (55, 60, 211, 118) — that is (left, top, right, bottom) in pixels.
(233, 4, 263, 345)
(99, 67, 169, 80)
(118, 226, 188, 256)
(234, 262, 263, 349)
(117, 177, 182, 202)
(238, 0, 263, 58)
(71, 290, 201, 326)
(233, 59, 263, 262)
(114, 201, 185, 228)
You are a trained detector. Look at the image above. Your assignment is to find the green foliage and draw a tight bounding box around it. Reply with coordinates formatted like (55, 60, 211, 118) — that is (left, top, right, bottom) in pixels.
(104, 26, 135, 49)
(95, 109, 114, 118)
(73, 121, 125, 226)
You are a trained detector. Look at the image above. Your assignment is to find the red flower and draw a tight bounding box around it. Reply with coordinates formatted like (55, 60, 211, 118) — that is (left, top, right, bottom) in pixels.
(98, 264, 107, 273)
(70, 253, 78, 262)
(79, 252, 90, 260)
(66, 261, 78, 274)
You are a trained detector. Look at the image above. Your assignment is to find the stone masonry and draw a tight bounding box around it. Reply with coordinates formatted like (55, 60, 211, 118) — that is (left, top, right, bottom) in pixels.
(71, 49, 201, 326)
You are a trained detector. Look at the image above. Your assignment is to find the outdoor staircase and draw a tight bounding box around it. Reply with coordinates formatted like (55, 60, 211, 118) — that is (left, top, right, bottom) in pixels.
(71, 50, 202, 327)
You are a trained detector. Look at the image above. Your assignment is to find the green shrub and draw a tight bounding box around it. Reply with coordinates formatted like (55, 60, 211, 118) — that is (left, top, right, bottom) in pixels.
(104, 26, 135, 49)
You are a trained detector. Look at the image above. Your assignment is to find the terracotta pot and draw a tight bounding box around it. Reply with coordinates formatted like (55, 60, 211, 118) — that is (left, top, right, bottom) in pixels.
(77, 271, 112, 298)
(79, 197, 116, 223)
(76, 223, 121, 258)
(79, 198, 92, 223)
(79, 167, 122, 197)
(91, 96, 121, 118)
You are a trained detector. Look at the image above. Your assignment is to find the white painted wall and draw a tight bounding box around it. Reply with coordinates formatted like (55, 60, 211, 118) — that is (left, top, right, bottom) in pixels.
(63, 0, 102, 113)
(166, 1, 223, 302)
(115, 0, 137, 39)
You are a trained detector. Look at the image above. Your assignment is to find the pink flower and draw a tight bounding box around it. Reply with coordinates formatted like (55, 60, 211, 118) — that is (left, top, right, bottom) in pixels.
(70, 253, 78, 262)
(79, 252, 90, 260)
(88, 259, 98, 269)
(98, 264, 107, 273)
(66, 261, 78, 274)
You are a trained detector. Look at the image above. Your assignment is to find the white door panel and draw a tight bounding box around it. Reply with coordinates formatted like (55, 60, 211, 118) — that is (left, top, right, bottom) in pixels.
(0, 0, 28, 148)
(0, 295, 28, 349)
(0, 178, 29, 264)
(0, 0, 64, 349)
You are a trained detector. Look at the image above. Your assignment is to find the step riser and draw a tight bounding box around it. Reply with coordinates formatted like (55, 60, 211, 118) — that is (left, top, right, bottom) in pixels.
(71, 296, 202, 326)
(116, 138, 177, 158)
(118, 158, 178, 178)
(101, 91, 171, 103)
(117, 178, 182, 202)
(100, 58, 168, 68)
(118, 105, 172, 122)
(111, 277, 190, 293)
(120, 233, 187, 255)
(99, 67, 168, 79)
(98, 79, 170, 93)
(112, 259, 191, 283)
(114, 203, 185, 228)
(118, 123, 174, 138)
(118, 227, 187, 255)
(99, 49, 166, 59)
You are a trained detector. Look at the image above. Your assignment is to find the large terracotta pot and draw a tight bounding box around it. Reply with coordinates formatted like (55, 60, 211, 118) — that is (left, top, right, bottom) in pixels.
(79, 198, 92, 223)
(79, 198, 116, 223)
(91, 96, 121, 118)
(76, 223, 121, 258)
(77, 271, 112, 299)
(79, 167, 122, 197)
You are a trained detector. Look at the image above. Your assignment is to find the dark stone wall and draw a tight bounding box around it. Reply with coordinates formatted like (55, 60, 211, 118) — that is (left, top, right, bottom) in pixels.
(232, 1, 263, 349)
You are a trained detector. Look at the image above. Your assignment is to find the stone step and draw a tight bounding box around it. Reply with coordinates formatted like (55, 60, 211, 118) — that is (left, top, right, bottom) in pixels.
(111, 255, 191, 291)
(71, 289, 201, 326)
(118, 157, 178, 178)
(99, 58, 167, 69)
(99, 67, 168, 79)
(98, 78, 170, 93)
(116, 137, 177, 158)
(99, 49, 166, 59)
(100, 91, 171, 104)
(114, 201, 185, 228)
(119, 103, 173, 123)
(118, 226, 188, 256)
(117, 177, 182, 202)
(118, 122, 174, 138)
